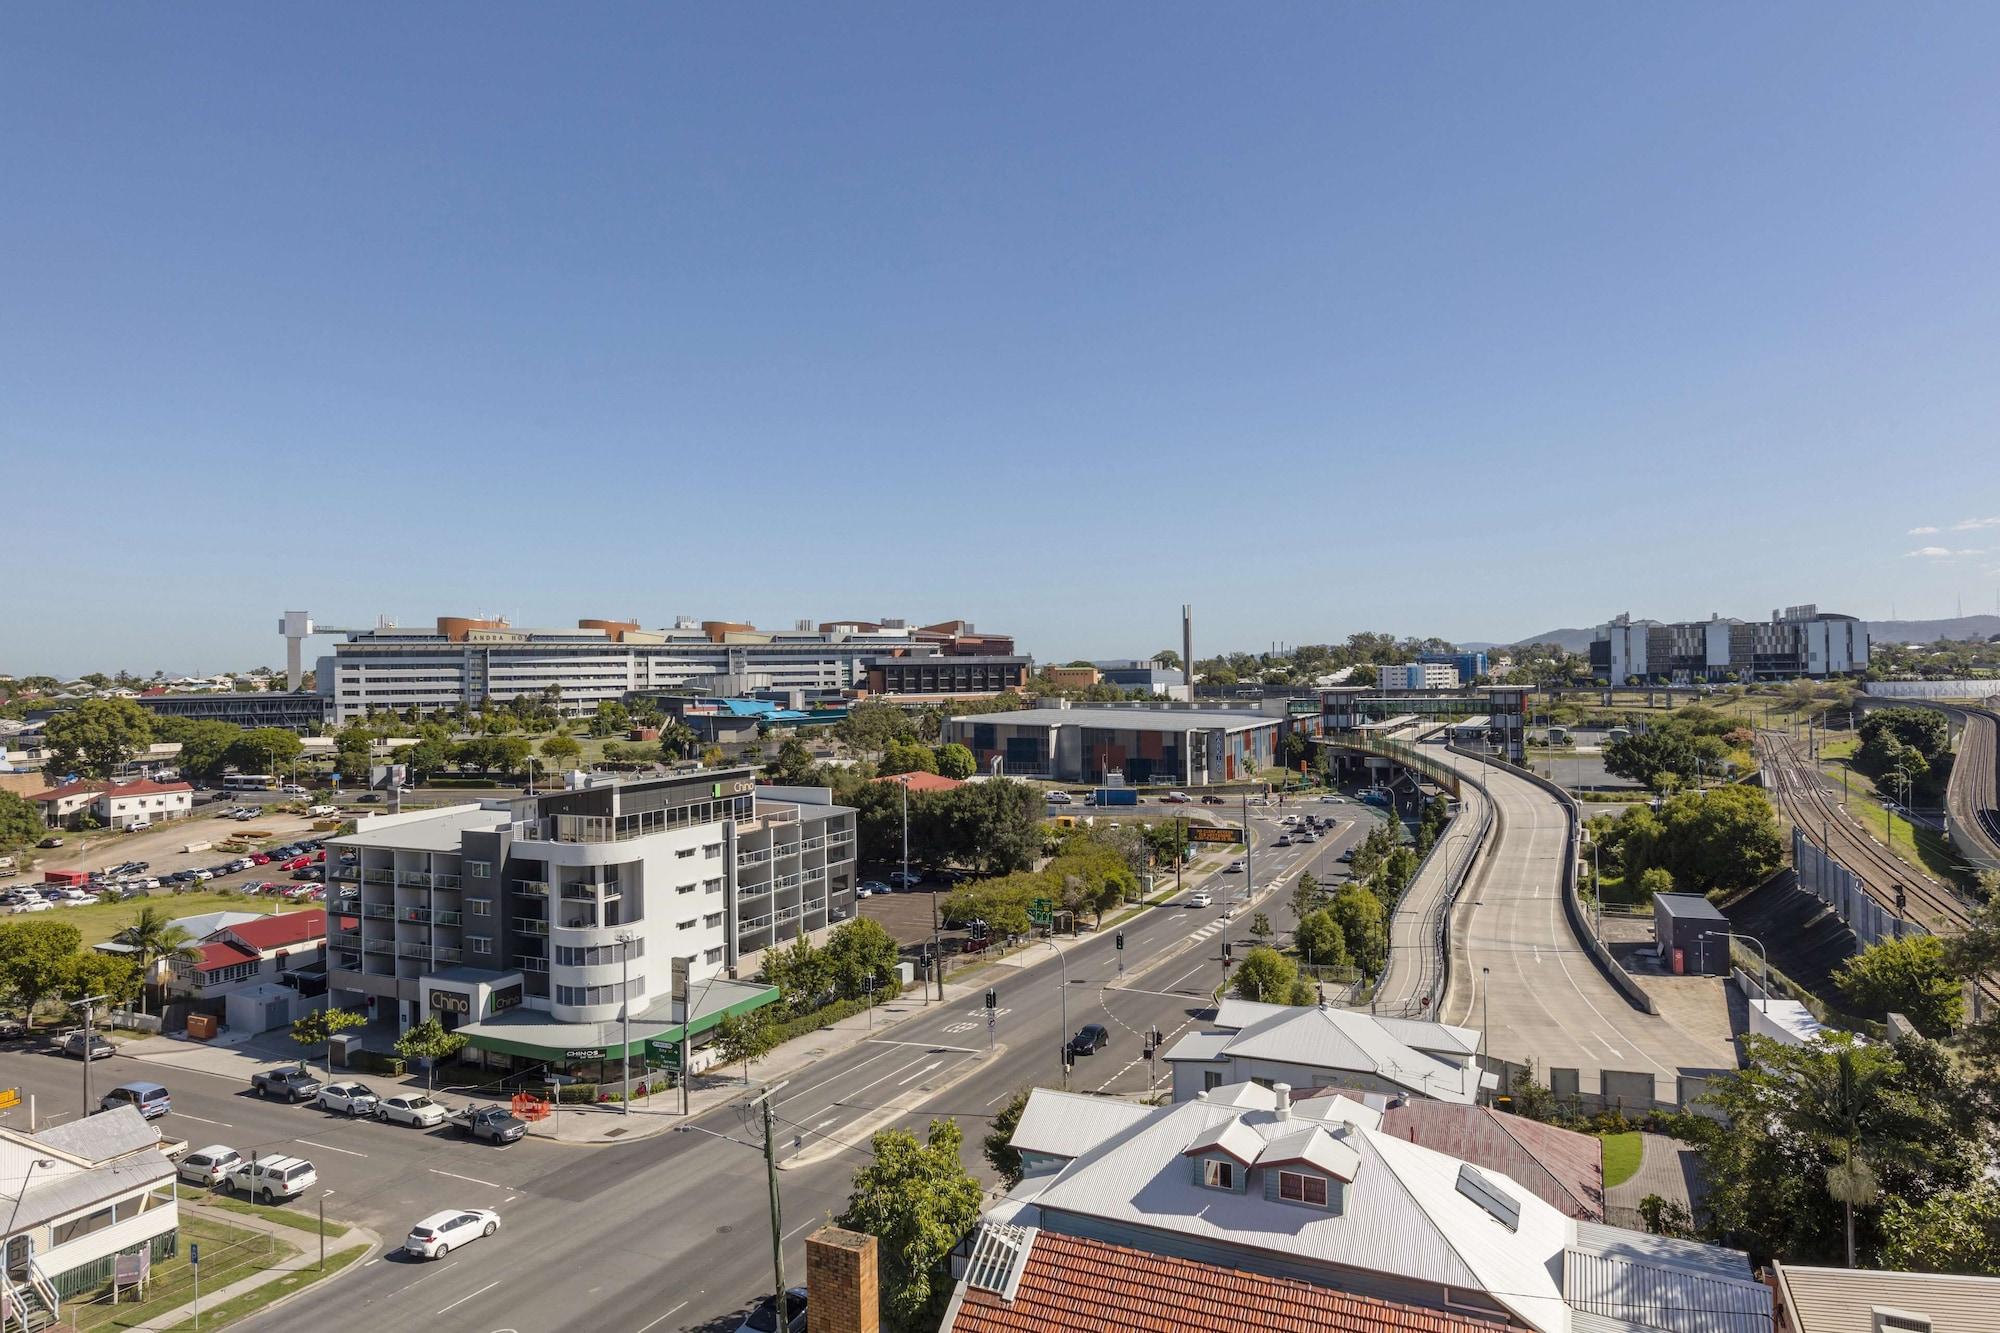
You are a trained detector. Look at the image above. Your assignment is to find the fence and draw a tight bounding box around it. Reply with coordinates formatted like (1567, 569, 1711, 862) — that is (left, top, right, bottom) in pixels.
(1864, 680, 2000, 701)
(1487, 1054, 1726, 1119)
(1791, 826, 1925, 946)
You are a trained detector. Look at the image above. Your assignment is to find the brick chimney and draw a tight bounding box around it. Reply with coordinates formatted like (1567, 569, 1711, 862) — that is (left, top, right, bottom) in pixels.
(806, 1225, 879, 1333)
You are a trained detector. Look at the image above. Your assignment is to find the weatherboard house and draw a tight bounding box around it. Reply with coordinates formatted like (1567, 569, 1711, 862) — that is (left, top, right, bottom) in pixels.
(1163, 999, 1493, 1105)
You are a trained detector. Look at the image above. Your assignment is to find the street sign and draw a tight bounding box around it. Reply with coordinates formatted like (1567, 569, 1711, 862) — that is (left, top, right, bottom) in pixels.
(1190, 826, 1242, 844)
(188, 1243, 200, 1266)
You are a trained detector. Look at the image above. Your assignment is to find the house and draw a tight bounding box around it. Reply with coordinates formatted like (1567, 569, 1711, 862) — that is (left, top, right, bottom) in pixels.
(30, 779, 193, 831)
(942, 1228, 1514, 1333)
(1163, 999, 1491, 1105)
(1771, 1262, 1998, 1333)
(0, 1107, 179, 1327)
(869, 772, 965, 794)
(980, 1079, 1772, 1333)
(169, 909, 328, 1004)
(1362, 1095, 1607, 1222)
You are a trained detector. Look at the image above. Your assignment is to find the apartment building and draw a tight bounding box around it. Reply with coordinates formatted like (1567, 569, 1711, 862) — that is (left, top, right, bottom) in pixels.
(323, 768, 855, 1073)
(311, 613, 1016, 723)
(1375, 662, 1461, 691)
(1591, 606, 1869, 683)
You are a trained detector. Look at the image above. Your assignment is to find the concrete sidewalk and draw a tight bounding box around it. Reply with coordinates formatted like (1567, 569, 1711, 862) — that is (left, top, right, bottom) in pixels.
(115, 1201, 379, 1332)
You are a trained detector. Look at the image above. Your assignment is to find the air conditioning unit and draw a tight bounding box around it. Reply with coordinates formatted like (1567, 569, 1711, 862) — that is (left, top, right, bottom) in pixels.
(1873, 1309, 1931, 1333)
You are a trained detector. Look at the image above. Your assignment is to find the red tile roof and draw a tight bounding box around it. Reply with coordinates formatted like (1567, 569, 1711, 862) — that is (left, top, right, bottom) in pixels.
(210, 909, 327, 952)
(101, 779, 193, 798)
(944, 1231, 1510, 1333)
(870, 772, 965, 793)
(30, 781, 107, 802)
(193, 940, 260, 974)
(1377, 1099, 1606, 1222)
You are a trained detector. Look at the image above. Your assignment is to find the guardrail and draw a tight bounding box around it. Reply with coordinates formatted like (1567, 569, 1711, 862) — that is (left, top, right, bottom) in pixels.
(1445, 744, 1657, 1015)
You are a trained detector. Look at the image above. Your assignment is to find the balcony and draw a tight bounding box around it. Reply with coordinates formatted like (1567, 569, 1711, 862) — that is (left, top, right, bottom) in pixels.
(738, 882, 771, 901)
(737, 849, 771, 867)
(363, 939, 395, 956)
(361, 869, 393, 885)
(331, 867, 360, 883)
(800, 837, 826, 854)
(514, 955, 549, 974)
(560, 885, 601, 903)
(398, 872, 432, 888)
(514, 880, 550, 897)
(432, 873, 463, 890)
(362, 903, 395, 919)
(513, 918, 549, 937)
(397, 907, 464, 927)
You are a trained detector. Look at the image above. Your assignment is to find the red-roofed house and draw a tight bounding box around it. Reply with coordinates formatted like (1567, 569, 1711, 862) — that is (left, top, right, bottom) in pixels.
(32, 778, 192, 830)
(169, 909, 328, 1000)
(940, 1227, 1509, 1333)
(870, 772, 965, 794)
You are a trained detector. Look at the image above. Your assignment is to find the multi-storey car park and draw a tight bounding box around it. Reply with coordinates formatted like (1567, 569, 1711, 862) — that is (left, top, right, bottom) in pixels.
(324, 767, 855, 1081)
(282, 611, 1024, 723)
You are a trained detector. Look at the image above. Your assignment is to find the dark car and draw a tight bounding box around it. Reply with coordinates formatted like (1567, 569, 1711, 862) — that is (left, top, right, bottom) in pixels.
(737, 1287, 809, 1333)
(1200, 795, 1224, 806)
(250, 1068, 323, 1102)
(0, 1018, 28, 1042)
(357, 793, 383, 804)
(1068, 1024, 1110, 1057)
(37, 837, 63, 849)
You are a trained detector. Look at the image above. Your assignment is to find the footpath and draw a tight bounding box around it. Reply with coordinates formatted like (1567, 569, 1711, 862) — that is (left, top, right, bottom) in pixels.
(116, 1201, 379, 1333)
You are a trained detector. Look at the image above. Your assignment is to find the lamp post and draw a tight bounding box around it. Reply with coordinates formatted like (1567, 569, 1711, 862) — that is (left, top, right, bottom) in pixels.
(617, 931, 635, 1115)
(1039, 939, 1071, 1091)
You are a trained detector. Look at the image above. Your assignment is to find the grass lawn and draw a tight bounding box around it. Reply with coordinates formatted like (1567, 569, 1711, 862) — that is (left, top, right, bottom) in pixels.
(179, 1186, 353, 1241)
(1810, 754, 1967, 887)
(69, 1213, 288, 1332)
(1600, 1131, 1643, 1190)
(61, 892, 317, 948)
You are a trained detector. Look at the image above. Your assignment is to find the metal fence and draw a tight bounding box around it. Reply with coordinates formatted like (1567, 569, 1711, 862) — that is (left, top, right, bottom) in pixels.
(1791, 826, 1925, 946)
(1864, 680, 2000, 700)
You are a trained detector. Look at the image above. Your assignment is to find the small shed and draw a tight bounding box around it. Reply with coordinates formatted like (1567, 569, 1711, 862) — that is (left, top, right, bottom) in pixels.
(225, 983, 307, 1035)
(1653, 893, 1731, 976)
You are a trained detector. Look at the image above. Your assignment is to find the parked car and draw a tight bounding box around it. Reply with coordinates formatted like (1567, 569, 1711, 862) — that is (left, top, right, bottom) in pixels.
(406, 1208, 500, 1260)
(1187, 890, 1213, 908)
(316, 1081, 380, 1116)
(177, 1145, 243, 1188)
(0, 1018, 28, 1041)
(250, 1067, 323, 1102)
(736, 1287, 810, 1333)
(1068, 1023, 1110, 1057)
(886, 870, 923, 889)
(37, 837, 63, 849)
(99, 1081, 172, 1119)
(155, 1132, 190, 1161)
(62, 1030, 115, 1060)
(377, 1094, 448, 1128)
(1044, 790, 1074, 805)
(450, 1105, 527, 1144)
(1225, 859, 1245, 873)
(230, 1155, 317, 1203)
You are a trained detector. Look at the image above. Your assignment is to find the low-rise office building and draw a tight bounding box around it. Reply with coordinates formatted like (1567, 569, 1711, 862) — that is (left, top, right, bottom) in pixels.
(323, 768, 854, 1075)
(1376, 662, 1461, 691)
(1418, 651, 1489, 682)
(31, 779, 193, 831)
(863, 655, 1031, 700)
(1092, 658, 1190, 699)
(1592, 606, 1868, 683)
(133, 690, 331, 733)
(942, 701, 1286, 784)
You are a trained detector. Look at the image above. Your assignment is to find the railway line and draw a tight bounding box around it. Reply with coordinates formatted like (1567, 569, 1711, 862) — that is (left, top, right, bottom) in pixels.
(1951, 704, 2000, 863)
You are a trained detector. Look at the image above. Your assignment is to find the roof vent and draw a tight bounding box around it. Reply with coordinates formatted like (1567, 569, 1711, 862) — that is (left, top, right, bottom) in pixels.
(1273, 1083, 1292, 1120)
(1455, 1164, 1520, 1231)
(963, 1223, 1036, 1301)
(1874, 1310, 1931, 1333)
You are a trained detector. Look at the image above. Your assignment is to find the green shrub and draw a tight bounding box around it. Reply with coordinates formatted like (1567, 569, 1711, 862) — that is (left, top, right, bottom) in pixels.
(556, 1082, 600, 1104)
(767, 996, 873, 1045)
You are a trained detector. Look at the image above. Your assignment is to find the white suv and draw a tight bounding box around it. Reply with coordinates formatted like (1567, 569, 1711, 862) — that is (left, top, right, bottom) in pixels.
(230, 1155, 317, 1203)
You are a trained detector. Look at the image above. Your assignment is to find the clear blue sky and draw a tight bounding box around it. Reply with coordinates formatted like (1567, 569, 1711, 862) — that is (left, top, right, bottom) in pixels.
(6, 5, 1999, 676)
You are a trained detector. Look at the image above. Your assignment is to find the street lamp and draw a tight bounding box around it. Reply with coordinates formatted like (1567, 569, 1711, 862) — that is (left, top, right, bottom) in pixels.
(617, 931, 636, 1117)
(1038, 939, 1071, 1091)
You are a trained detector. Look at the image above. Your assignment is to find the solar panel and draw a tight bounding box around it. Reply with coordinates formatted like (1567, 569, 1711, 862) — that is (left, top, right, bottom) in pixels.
(1456, 1164, 1520, 1231)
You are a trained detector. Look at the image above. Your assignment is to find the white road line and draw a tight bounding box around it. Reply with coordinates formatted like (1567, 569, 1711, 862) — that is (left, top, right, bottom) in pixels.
(502, 1194, 518, 1204)
(296, 1139, 369, 1158)
(438, 1280, 501, 1314)
(362, 1257, 380, 1267)
(783, 1217, 821, 1241)
(392, 1259, 457, 1295)
(172, 1113, 232, 1127)
(860, 1038, 978, 1053)
(635, 1301, 689, 1333)
(896, 1060, 943, 1086)
(428, 1168, 500, 1187)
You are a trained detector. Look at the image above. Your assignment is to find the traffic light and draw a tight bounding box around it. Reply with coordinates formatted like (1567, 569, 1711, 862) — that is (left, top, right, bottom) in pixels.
(1115, 931, 1125, 951)
(1894, 883, 1908, 914)
(1221, 939, 1233, 966)
(985, 988, 997, 1010)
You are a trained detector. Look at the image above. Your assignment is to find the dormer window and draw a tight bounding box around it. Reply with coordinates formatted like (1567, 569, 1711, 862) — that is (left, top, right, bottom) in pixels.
(1201, 1159, 1233, 1190)
(1278, 1170, 1328, 1207)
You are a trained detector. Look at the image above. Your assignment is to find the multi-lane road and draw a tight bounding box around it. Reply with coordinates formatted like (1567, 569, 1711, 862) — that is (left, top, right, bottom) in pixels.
(0, 798, 1369, 1332)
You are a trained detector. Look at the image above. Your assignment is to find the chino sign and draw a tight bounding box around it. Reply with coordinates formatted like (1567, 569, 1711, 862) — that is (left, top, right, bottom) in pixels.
(1189, 826, 1244, 844)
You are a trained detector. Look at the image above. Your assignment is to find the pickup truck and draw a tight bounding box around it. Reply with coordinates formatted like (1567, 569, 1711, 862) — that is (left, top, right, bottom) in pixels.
(450, 1105, 528, 1144)
(250, 1068, 323, 1102)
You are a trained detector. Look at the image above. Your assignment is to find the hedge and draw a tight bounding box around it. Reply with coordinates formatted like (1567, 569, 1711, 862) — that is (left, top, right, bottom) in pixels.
(768, 995, 876, 1045)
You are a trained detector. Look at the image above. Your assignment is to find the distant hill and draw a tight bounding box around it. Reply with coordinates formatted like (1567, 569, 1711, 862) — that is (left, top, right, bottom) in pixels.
(1499, 628, 1598, 654)
(1469, 614, 2000, 656)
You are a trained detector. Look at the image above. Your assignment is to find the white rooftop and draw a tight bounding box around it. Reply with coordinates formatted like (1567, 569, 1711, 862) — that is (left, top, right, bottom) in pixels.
(1170, 1000, 1485, 1103)
(337, 803, 508, 851)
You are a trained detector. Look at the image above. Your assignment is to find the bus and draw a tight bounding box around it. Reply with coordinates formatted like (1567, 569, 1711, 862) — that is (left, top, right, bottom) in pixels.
(222, 774, 274, 792)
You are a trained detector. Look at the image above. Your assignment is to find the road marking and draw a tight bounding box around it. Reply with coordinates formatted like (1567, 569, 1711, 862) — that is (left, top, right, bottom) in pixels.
(861, 1038, 978, 1053)
(896, 1060, 943, 1086)
(296, 1139, 369, 1158)
(635, 1302, 689, 1333)
(392, 1259, 456, 1295)
(428, 1168, 500, 1187)
(173, 1113, 232, 1128)
(783, 1217, 821, 1241)
(502, 1194, 518, 1204)
(437, 1280, 501, 1314)
(1108, 986, 1203, 1001)
(362, 1257, 380, 1267)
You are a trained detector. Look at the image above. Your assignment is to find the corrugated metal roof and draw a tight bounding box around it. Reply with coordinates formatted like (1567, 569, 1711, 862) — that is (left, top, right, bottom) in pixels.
(34, 1106, 160, 1162)
(1565, 1223, 1769, 1333)
(1208, 1005, 1481, 1103)
(1009, 1091, 1152, 1161)
(1181, 1116, 1265, 1166)
(1774, 1263, 2000, 1333)
(1256, 1125, 1361, 1182)
(4, 1152, 173, 1232)
(1382, 1101, 1606, 1222)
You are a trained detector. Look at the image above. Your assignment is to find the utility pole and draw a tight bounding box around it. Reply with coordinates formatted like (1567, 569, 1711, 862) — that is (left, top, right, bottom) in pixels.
(751, 1082, 791, 1333)
(617, 932, 634, 1115)
(72, 994, 108, 1119)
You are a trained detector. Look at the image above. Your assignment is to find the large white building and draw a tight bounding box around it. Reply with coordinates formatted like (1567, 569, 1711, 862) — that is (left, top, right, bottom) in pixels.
(1374, 662, 1460, 691)
(305, 613, 1016, 722)
(1591, 605, 1869, 683)
(324, 768, 855, 1079)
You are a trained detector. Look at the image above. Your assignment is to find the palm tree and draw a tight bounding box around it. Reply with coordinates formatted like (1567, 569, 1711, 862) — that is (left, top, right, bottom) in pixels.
(114, 906, 201, 1017)
(1796, 1038, 1893, 1266)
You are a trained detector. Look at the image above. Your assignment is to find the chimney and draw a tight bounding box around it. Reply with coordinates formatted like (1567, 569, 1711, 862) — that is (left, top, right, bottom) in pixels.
(1273, 1082, 1291, 1119)
(1182, 603, 1193, 689)
(806, 1225, 879, 1333)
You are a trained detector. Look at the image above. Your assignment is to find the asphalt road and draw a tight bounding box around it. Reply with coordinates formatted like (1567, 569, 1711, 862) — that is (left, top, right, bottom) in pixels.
(147, 800, 1366, 1333)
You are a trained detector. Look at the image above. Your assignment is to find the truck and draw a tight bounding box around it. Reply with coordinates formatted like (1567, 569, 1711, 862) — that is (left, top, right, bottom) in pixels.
(450, 1104, 528, 1144)
(249, 1067, 323, 1102)
(1090, 788, 1139, 807)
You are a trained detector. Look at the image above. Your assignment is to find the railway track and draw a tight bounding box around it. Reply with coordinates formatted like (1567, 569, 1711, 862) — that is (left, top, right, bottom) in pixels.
(1952, 704, 2000, 864)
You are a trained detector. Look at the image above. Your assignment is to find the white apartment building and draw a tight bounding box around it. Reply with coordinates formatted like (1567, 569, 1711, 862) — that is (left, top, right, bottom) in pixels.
(1374, 662, 1460, 691)
(324, 768, 855, 1078)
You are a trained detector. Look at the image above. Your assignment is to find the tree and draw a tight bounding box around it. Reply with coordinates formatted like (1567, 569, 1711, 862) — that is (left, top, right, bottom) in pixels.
(936, 742, 976, 781)
(1834, 934, 1963, 1036)
(1943, 872, 2000, 1065)
(1637, 866, 1675, 898)
(823, 917, 901, 1001)
(836, 700, 916, 756)
(764, 738, 818, 786)
(229, 727, 304, 775)
(1879, 1182, 2000, 1276)
(0, 790, 41, 858)
(837, 1118, 984, 1333)
(538, 733, 582, 769)
(713, 1008, 777, 1083)
(1249, 911, 1273, 944)
(395, 1017, 470, 1089)
(984, 1088, 1030, 1188)
(43, 698, 154, 778)
(113, 906, 200, 1015)
(699, 745, 725, 768)
(657, 720, 698, 761)
(1294, 908, 1349, 971)
(590, 701, 631, 738)
(0, 919, 85, 1029)
(1233, 946, 1300, 1004)
(879, 739, 938, 777)
(150, 718, 244, 779)
(1330, 883, 1387, 976)
(292, 1007, 366, 1076)
(335, 727, 375, 785)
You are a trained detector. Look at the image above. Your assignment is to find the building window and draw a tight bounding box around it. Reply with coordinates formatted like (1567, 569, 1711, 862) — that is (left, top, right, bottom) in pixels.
(1278, 1171, 1328, 1207)
(676, 848, 696, 859)
(704, 946, 724, 964)
(703, 912, 723, 929)
(467, 861, 490, 879)
(678, 919, 696, 932)
(469, 937, 492, 956)
(556, 979, 645, 1007)
(704, 877, 722, 894)
(704, 843, 721, 858)
(52, 1204, 118, 1245)
(1202, 1070, 1225, 1092)
(1201, 1159, 1233, 1190)
(468, 899, 492, 917)
(678, 882, 695, 894)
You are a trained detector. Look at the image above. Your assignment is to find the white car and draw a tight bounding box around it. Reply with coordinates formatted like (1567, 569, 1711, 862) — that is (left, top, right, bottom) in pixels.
(1045, 791, 1074, 805)
(176, 1145, 243, 1188)
(316, 1081, 381, 1116)
(230, 1155, 317, 1203)
(377, 1094, 448, 1128)
(9, 899, 53, 914)
(1161, 791, 1192, 803)
(1188, 890, 1213, 908)
(1225, 859, 1246, 873)
(281, 785, 308, 795)
(1321, 794, 1347, 803)
(406, 1208, 500, 1260)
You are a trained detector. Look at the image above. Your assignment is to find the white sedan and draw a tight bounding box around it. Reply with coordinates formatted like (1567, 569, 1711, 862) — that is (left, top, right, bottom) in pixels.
(377, 1094, 448, 1128)
(1187, 890, 1213, 908)
(316, 1081, 381, 1116)
(406, 1208, 500, 1260)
